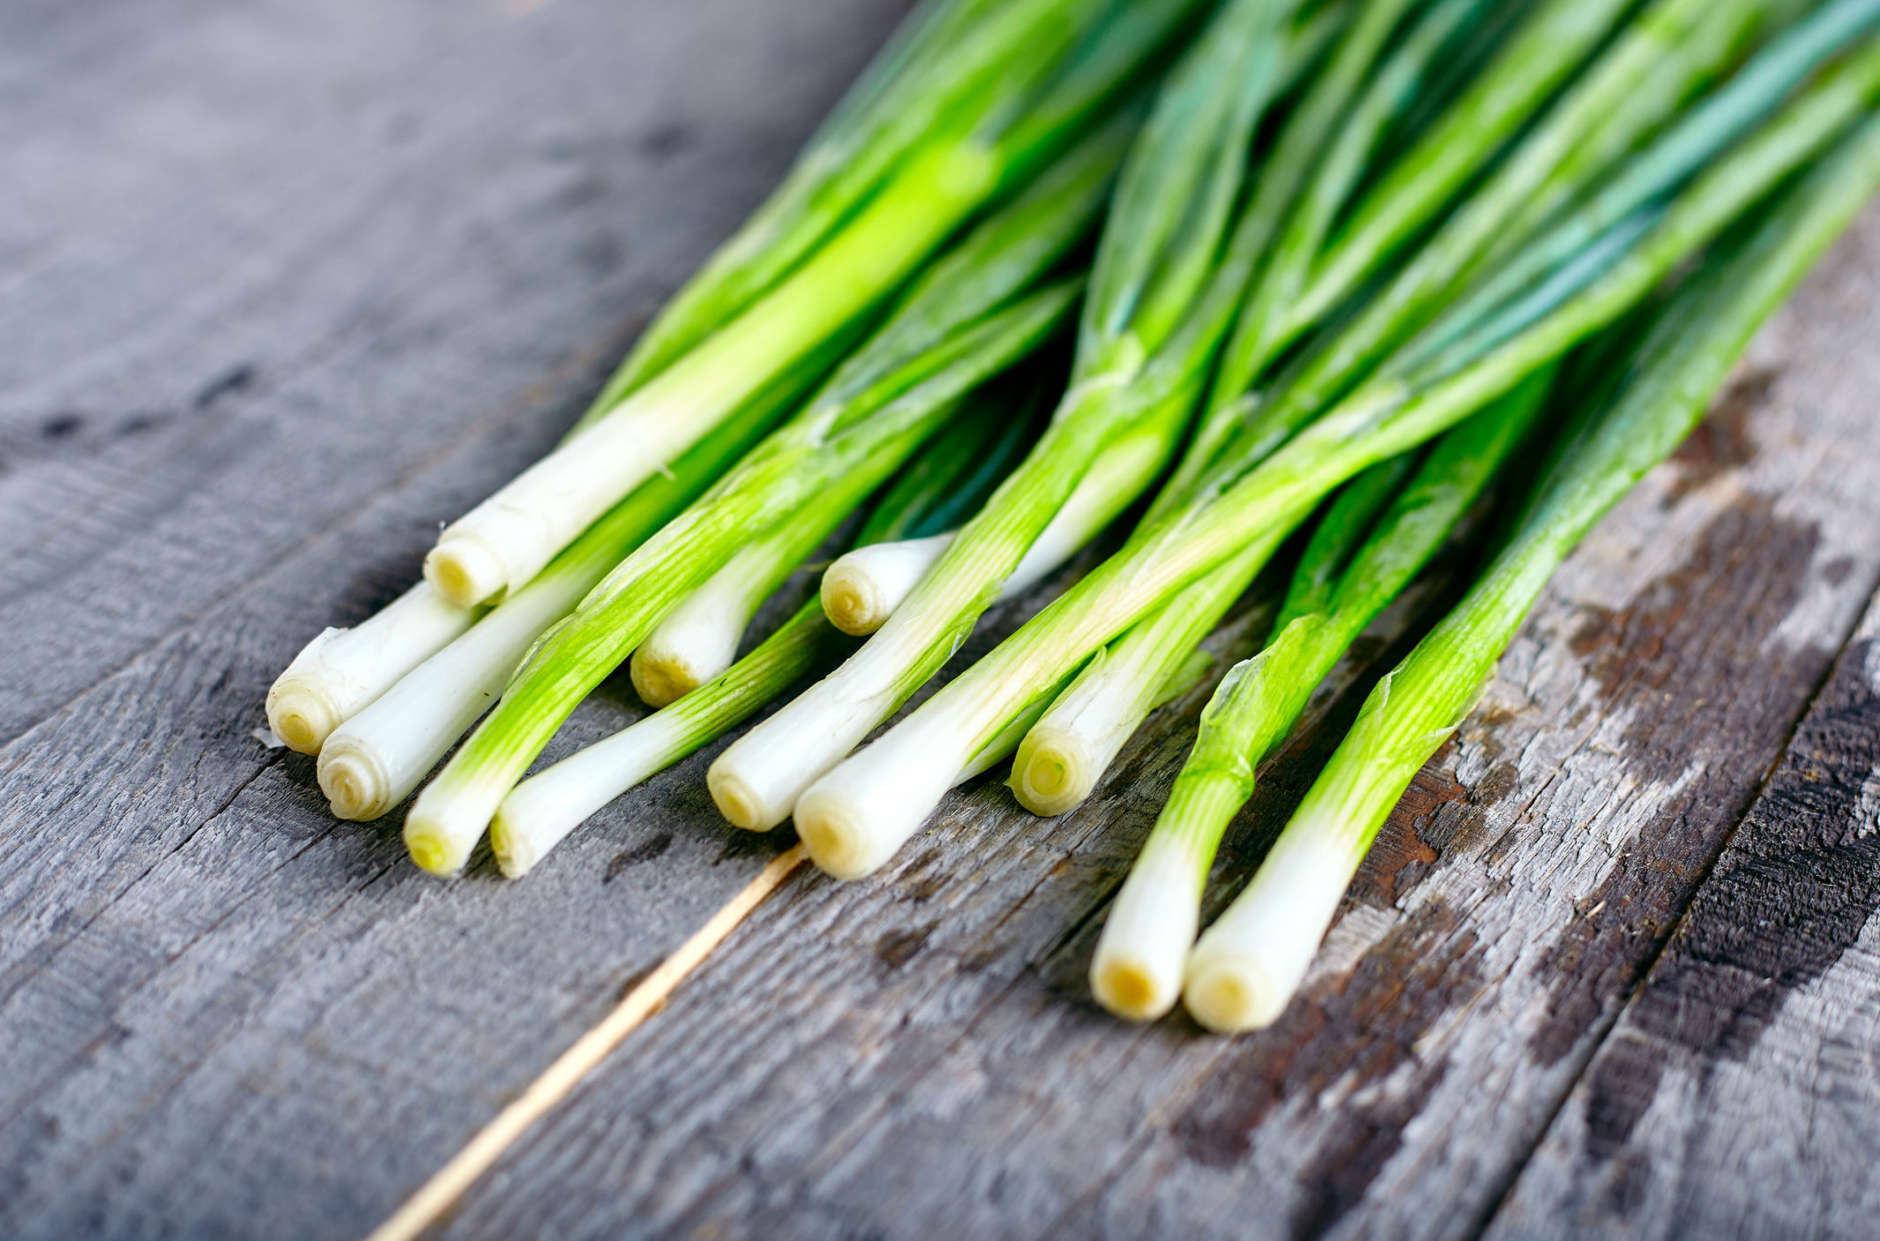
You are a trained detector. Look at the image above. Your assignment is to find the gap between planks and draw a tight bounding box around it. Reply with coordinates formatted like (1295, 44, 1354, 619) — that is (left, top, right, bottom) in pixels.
(365, 844, 809, 1241)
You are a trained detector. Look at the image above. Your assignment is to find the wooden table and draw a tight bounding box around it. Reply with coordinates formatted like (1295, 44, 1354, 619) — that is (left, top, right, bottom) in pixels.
(7, 2, 1880, 1237)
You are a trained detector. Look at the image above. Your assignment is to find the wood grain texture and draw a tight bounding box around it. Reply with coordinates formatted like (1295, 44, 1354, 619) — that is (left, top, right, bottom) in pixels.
(423, 213, 1880, 1241)
(1486, 599, 1880, 1240)
(0, 1, 911, 1238)
(5, 2, 1880, 1239)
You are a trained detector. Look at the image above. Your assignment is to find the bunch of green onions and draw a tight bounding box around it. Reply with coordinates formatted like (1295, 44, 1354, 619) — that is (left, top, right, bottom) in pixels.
(1010, 0, 1840, 821)
(267, 0, 1203, 760)
(265, 0, 1880, 1036)
(492, 378, 1050, 877)
(787, 0, 1880, 882)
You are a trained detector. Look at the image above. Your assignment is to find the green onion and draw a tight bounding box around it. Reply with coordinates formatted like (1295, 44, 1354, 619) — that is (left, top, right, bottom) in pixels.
(710, 0, 1310, 833)
(491, 601, 844, 877)
(266, 584, 478, 755)
(788, 51, 1880, 881)
(1090, 371, 1549, 1021)
(1183, 112, 1880, 1032)
(819, 387, 1186, 635)
(626, 521, 830, 712)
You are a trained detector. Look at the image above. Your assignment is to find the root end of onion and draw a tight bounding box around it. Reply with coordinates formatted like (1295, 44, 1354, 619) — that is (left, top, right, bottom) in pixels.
(1091, 955, 1176, 1022)
(708, 766, 775, 832)
(821, 574, 884, 636)
(796, 796, 884, 880)
(404, 828, 461, 877)
(1183, 956, 1281, 1034)
(269, 693, 335, 756)
(489, 817, 533, 879)
(1011, 733, 1088, 817)
(630, 653, 697, 709)
(318, 749, 390, 822)
(425, 536, 505, 610)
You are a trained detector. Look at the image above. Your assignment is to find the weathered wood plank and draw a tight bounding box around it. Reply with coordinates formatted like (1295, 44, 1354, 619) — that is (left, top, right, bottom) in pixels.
(424, 210, 1880, 1241)
(1484, 592, 1880, 1239)
(0, 743, 802, 1240)
(0, 0, 908, 745)
(0, 2, 915, 1238)
(7, 3, 1880, 1238)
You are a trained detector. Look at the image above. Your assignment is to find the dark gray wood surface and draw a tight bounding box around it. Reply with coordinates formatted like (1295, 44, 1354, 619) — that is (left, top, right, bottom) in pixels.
(5, 2, 1880, 1239)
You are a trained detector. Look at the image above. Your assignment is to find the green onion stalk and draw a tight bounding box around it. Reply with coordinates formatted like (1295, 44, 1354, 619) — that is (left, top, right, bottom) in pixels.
(710, 0, 1314, 833)
(418, 0, 1207, 610)
(818, 389, 1188, 636)
(1233, 0, 1789, 470)
(491, 391, 1053, 876)
(1009, 0, 1865, 818)
(788, 53, 1880, 881)
(1183, 111, 1880, 1033)
(625, 384, 1049, 707)
(627, 527, 823, 710)
(266, 584, 478, 756)
(1089, 371, 1550, 1021)
(312, 348, 835, 821)
(819, 392, 1051, 633)
(492, 602, 843, 878)
(400, 146, 1121, 874)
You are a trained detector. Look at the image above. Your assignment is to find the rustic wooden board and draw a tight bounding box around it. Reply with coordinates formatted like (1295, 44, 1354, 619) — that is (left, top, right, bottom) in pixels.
(6, 3, 1880, 1240)
(1487, 586, 1880, 1240)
